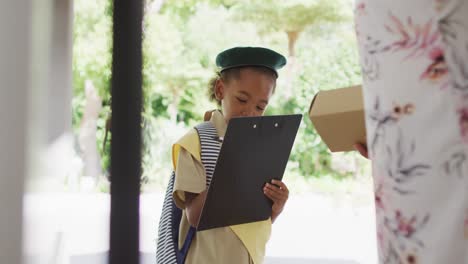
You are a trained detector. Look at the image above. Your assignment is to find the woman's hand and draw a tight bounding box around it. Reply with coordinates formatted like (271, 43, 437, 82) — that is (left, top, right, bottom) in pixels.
(354, 142, 369, 159)
(263, 179, 289, 223)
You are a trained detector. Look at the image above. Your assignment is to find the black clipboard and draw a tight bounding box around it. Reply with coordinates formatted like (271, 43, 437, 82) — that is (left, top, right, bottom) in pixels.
(197, 114, 302, 231)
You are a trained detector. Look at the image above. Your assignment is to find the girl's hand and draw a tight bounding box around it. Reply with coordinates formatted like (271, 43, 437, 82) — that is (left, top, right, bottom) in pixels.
(263, 179, 289, 223)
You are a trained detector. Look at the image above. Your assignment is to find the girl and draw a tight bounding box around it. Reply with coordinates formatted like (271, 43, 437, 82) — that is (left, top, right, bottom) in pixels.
(172, 46, 290, 264)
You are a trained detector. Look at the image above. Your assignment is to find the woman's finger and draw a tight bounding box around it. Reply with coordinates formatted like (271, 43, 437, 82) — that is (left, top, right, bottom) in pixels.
(354, 142, 369, 159)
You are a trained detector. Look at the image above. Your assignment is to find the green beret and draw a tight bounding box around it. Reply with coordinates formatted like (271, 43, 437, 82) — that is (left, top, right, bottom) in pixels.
(215, 47, 287, 76)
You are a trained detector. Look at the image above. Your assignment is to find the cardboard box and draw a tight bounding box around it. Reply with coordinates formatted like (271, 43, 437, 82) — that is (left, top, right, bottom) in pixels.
(308, 85, 366, 152)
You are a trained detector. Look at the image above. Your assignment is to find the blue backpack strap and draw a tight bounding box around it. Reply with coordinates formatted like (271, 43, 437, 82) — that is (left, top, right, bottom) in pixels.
(177, 227, 196, 264)
(156, 122, 221, 264)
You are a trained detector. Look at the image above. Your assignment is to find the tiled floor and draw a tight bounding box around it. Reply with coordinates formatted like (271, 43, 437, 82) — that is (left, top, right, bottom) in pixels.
(24, 193, 377, 264)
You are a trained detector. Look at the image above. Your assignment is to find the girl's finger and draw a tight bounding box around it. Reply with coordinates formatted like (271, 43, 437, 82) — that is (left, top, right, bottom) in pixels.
(265, 183, 281, 191)
(271, 180, 289, 193)
(264, 190, 282, 203)
(264, 191, 276, 202)
(266, 183, 289, 199)
(264, 184, 287, 198)
(263, 187, 282, 201)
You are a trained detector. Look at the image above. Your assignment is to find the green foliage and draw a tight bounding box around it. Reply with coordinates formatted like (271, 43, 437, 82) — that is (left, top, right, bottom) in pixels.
(233, 0, 352, 32)
(73, 0, 367, 191)
(73, 0, 112, 105)
(73, 0, 113, 182)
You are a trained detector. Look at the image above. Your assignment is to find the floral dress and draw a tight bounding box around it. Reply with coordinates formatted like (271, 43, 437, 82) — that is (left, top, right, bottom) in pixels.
(355, 0, 468, 263)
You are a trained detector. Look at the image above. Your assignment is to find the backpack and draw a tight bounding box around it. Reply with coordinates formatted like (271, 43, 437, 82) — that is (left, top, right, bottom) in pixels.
(156, 122, 221, 264)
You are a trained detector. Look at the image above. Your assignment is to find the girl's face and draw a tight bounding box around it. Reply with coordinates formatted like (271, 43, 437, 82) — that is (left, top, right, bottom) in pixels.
(215, 68, 276, 123)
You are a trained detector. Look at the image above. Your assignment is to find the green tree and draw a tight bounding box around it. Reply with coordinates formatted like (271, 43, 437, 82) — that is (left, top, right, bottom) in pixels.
(73, 0, 113, 176)
(72, 0, 366, 191)
(231, 0, 352, 58)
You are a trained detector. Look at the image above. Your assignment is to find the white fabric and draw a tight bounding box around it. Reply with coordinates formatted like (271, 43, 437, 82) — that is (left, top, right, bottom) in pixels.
(355, 0, 468, 262)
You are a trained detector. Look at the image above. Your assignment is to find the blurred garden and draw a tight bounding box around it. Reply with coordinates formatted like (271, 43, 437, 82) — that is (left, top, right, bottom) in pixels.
(72, 0, 371, 204)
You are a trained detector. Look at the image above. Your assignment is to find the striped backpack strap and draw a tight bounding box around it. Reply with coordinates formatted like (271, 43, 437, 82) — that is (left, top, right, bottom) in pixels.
(195, 121, 222, 186)
(156, 171, 179, 264)
(156, 121, 221, 264)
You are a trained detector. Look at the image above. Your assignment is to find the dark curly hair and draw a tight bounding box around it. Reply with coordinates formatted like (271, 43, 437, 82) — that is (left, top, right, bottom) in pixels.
(207, 66, 278, 106)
